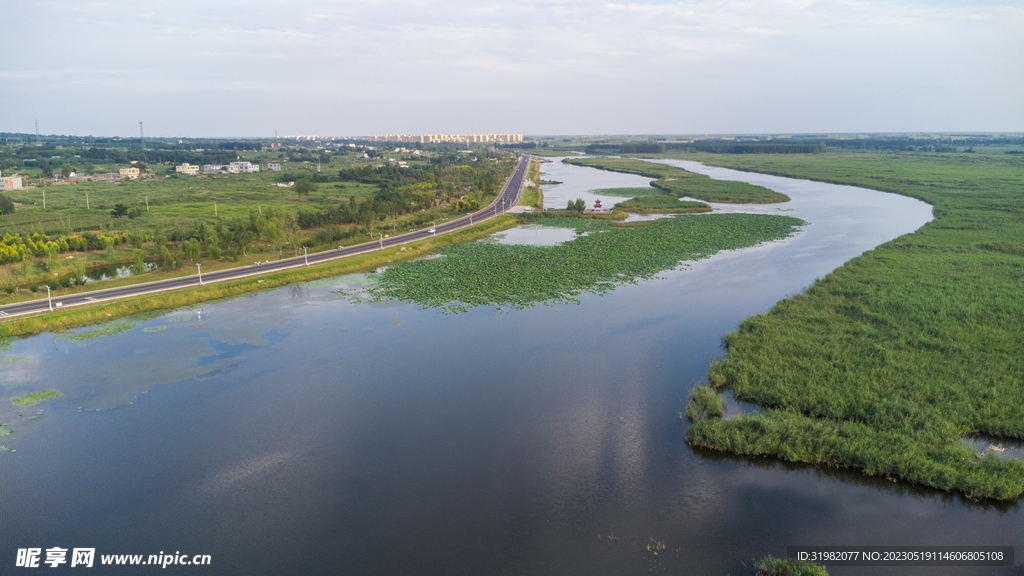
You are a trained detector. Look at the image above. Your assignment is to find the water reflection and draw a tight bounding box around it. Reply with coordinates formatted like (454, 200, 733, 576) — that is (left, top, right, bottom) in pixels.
(490, 225, 581, 247)
(3, 160, 1018, 576)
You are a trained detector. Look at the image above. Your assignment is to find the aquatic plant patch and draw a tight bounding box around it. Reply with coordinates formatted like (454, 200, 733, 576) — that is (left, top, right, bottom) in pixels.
(566, 158, 790, 203)
(359, 214, 803, 313)
(614, 196, 712, 213)
(0, 356, 31, 366)
(587, 187, 666, 197)
(12, 389, 63, 407)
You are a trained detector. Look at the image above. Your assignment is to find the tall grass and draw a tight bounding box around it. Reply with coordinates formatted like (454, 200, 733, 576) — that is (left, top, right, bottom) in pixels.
(614, 196, 711, 213)
(681, 151, 1024, 500)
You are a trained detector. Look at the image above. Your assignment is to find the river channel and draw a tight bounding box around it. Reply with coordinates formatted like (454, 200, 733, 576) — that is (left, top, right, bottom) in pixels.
(3, 158, 1019, 575)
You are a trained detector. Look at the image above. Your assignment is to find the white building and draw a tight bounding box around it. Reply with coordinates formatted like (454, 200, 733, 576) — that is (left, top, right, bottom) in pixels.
(203, 164, 224, 174)
(267, 163, 282, 171)
(227, 161, 260, 174)
(0, 175, 23, 191)
(176, 163, 200, 175)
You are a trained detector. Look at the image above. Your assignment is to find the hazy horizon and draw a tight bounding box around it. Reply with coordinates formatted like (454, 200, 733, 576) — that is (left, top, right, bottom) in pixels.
(2, 0, 1022, 138)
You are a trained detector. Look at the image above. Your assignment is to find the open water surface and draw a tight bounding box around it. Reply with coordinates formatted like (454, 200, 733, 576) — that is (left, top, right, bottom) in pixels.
(3, 159, 1020, 576)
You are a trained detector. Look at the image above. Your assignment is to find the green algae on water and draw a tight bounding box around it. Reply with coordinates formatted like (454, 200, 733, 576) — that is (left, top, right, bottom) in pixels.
(12, 389, 63, 407)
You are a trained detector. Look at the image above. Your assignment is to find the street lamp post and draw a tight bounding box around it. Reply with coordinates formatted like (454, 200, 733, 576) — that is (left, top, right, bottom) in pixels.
(45, 285, 52, 312)
(379, 233, 384, 250)
(196, 263, 203, 285)
(303, 246, 308, 266)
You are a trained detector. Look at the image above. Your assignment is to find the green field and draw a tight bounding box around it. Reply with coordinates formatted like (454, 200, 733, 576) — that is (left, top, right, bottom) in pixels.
(361, 213, 803, 313)
(565, 157, 790, 203)
(1, 172, 379, 236)
(677, 151, 1024, 500)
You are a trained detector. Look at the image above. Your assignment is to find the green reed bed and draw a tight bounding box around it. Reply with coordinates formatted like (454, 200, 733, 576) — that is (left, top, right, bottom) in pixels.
(587, 186, 667, 197)
(686, 385, 724, 421)
(362, 213, 803, 313)
(565, 157, 790, 203)
(754, 555, 829, 576)
(614, 196, 712, 213)
(679, 151, 1024, 500)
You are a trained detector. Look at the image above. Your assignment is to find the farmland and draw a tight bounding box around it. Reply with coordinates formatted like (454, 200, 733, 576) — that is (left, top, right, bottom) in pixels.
(0, 143, 518, 305)
(677, 150, 1024, 500)
(362, 213, 803, 313)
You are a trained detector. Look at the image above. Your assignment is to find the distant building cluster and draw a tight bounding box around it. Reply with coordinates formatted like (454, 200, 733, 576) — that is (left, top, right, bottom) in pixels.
(201, 161, 260, 175)
(282, 134, 523, 145)
(367, 134, 523, 144)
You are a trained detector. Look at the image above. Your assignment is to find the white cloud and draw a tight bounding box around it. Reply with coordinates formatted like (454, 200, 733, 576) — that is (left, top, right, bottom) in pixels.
(1, 0, 1021, 135)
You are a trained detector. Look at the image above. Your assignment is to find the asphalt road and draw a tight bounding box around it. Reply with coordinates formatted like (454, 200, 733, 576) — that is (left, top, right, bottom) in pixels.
(0, 155, 531, 320)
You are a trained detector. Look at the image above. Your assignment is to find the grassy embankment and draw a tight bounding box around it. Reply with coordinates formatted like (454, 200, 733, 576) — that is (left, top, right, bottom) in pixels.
(564, 157, 790, 203)
(672, 151, 1024, 501)
(364, 213, 803, 313)
(0, 216, 520, 339)
(518, 160, 543, 208)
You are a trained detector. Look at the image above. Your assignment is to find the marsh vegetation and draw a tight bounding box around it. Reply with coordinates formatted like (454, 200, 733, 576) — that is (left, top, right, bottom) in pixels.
(361, 213, 803, 313)
(680, 151, 1024, 500)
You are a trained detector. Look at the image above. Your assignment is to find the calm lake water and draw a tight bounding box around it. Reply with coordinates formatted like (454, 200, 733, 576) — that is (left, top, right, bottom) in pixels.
(3, 159, 1020, 575)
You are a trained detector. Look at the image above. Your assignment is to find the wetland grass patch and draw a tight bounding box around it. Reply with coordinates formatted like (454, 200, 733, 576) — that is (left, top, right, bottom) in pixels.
(680, 151, 1024, 500)
(587, 187, 666, 197)
(614, 196, 712, 214)
(361, 214, 803, 313)
(755, 555, 829, 576)
(12, 389, 63, 407)
(566, 158, 790, 204)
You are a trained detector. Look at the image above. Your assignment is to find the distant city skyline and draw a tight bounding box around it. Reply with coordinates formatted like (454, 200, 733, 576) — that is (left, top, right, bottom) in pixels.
(2, 0, 1021, 138)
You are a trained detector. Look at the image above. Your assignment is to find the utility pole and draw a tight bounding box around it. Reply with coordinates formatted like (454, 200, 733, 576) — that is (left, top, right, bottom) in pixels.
(35, 119, 41, 146)
(139, 121, 146, 150)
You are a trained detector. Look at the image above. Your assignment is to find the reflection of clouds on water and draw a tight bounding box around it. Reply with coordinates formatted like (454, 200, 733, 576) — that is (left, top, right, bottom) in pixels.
(0, 295, 306, 416)
(198, 450, 295, 497)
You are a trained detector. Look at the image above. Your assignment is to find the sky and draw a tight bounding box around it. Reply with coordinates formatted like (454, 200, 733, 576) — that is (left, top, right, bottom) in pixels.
(1, 0, 1022, 137)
